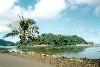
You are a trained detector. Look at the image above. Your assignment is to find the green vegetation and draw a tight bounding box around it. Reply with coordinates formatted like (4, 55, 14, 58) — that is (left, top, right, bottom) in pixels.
(34, 33, 87, 46)
(0, 39, 15, 46)
(4, 16, 39, 47)
(15, 33, 88, 46)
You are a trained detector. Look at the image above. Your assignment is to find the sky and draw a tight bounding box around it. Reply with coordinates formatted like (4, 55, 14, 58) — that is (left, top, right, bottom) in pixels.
(0, 0, 100, 43)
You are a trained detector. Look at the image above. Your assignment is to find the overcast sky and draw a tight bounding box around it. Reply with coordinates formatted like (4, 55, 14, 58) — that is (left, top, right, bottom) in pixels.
(0, 0, 100, 43)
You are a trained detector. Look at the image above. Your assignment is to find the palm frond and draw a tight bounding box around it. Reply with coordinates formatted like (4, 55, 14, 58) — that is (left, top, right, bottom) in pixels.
(3, 30, 19, 38)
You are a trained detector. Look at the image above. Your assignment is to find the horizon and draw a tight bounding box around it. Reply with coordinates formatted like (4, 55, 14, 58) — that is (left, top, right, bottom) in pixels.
(0, 0, 100, 44)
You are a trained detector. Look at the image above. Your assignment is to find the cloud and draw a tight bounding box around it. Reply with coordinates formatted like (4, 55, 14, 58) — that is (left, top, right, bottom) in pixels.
(0, 0, 68, 32)
(33, 0, 67, 19)
(0, 25, 11, 32)
(0, 0, 18, 14)
(3, 0, 68, 20)
(0, 0, 18, 32)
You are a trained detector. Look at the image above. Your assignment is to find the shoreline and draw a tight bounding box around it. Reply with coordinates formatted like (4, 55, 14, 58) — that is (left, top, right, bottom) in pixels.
(5, 52, 100, 67)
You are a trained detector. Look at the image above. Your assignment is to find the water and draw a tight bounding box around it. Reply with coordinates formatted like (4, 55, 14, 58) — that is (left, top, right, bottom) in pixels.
(0, 46, 17, 52)
(56, 46, 100, 59)
(1, 46, 100, 59)
(0, 46, 17, 48)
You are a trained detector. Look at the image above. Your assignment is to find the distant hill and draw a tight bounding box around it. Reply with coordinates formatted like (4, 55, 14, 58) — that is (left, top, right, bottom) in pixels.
(0, 39, 16, 46)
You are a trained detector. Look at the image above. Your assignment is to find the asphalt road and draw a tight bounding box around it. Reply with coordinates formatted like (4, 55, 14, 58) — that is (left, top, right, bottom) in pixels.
(0, 53, 54, 67)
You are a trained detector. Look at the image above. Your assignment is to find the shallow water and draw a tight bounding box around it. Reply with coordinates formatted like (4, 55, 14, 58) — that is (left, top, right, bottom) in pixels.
(1, 46, 100, 59)
(56, 47, 100, 59)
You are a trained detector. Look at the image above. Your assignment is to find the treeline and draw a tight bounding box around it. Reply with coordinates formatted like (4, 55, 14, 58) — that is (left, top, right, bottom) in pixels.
(3, 33, 88, 46)
(29, 33, 88, 46)
(0, 39, 15, 46)
(4, 16, 88, 47)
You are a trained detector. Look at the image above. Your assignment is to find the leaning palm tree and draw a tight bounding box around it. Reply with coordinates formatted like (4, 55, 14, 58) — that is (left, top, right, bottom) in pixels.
(4, 16, 39, 47)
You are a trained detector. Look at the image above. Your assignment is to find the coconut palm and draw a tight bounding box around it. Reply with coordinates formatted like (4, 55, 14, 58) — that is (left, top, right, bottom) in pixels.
(4, 16, 39, 47)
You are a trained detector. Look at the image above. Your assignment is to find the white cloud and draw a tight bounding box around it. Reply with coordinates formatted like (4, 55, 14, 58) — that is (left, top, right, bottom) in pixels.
(5, 0, 67, 21)
(0, 0, 18, 32)
(0, 0, 68, 33)
(33, 0, 67, 19)
(0, 25, 11, 32)
(0, 0, 17, 14)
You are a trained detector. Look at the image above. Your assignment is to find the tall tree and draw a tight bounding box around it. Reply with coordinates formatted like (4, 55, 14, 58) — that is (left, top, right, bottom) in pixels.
(4, 16, 39, 47)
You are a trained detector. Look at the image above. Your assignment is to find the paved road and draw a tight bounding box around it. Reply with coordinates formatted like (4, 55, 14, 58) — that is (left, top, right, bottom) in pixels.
(0, 53, 54, 67)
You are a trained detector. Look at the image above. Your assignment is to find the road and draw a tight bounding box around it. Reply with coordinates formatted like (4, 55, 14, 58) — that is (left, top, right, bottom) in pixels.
(0, 53, 54, 67)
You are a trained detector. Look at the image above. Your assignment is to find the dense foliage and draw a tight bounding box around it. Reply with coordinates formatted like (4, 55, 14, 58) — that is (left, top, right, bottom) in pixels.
(0, 39, 15, 46)
(35, 33, 87, 46)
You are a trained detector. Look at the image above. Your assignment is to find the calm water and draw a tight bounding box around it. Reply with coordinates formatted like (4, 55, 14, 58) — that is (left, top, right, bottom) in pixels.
(0, 46, 17, 51)
(56, 46, 100, 59)
(1, 46, 100, 59)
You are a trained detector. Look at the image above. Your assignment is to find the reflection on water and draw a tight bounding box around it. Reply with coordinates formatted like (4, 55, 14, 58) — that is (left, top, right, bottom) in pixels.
(1, 46, 100, 59)
(56, 47, 100, 59)
(0, 46, 17, 52)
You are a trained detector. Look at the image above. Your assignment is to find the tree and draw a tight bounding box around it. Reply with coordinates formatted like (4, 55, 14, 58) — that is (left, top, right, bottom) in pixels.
(36, 33, 87, 46)
(4, 16, 39, 47)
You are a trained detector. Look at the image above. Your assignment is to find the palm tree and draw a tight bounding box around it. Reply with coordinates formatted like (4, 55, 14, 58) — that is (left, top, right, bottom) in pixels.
(4, 16, 39, 47)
